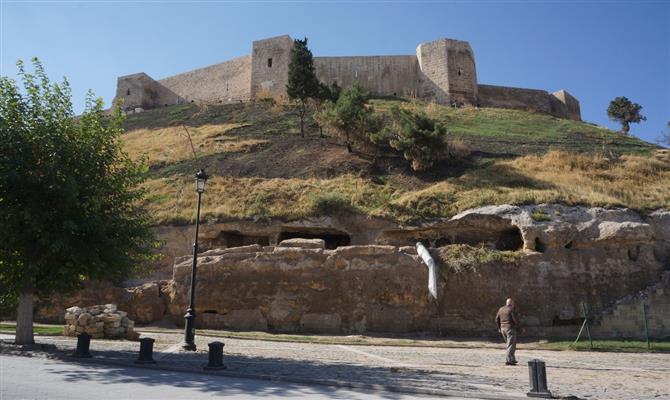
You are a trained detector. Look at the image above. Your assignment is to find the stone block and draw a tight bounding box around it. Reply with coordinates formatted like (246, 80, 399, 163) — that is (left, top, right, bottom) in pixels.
(300, 313, 342, 334)
(77, 313, 91, 325)
(222, 309, 268, 331)
(277, 238, 325, 250)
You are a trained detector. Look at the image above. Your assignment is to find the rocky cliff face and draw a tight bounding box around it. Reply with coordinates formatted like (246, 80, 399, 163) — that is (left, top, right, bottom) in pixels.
(38, 205, 670, 338)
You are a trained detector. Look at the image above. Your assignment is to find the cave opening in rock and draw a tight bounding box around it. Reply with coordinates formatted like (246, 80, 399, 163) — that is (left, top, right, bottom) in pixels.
(535, 237, 546, 253)
(212, 230, 270, 248)
(421, 226, 524, 251)
(278, 229, 351, 250)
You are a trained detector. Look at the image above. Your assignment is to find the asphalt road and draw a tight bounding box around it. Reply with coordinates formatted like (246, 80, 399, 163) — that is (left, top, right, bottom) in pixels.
(0, 355, 456, 400)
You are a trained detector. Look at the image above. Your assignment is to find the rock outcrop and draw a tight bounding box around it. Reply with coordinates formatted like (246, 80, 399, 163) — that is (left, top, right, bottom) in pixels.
(38, 205, 670, 338)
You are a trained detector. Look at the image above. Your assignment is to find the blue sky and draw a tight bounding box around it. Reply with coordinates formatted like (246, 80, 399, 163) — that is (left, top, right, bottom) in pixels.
(2, 0, 668, 143)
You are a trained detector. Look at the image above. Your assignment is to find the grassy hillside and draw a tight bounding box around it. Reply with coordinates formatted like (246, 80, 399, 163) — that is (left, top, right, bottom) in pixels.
(122, 100, 668, 225)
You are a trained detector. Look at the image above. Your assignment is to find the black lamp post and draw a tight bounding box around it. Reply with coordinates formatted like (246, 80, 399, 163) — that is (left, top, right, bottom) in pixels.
(181, 169, 208, 351)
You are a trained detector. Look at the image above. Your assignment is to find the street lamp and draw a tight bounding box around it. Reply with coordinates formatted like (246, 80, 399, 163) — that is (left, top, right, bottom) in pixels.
(181, 169, 208, 351)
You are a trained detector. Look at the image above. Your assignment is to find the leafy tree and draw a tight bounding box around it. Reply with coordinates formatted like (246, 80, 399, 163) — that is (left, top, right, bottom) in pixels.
(0, 59, 155, 344)
(287, 37, 320, 137)
(381, 106, 447, 171)
(607, 96, 646, 135)
(316, 85, 380, 153)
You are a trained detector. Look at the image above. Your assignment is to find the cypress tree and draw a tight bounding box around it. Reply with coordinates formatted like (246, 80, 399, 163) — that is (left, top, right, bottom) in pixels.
(287, 37, 319, 137)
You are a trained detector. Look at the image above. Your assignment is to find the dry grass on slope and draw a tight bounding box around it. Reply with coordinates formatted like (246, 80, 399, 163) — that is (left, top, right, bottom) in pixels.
(388, 151, 670, 221)
(122, 123, 263, 167)
(139, 151, 670, 225)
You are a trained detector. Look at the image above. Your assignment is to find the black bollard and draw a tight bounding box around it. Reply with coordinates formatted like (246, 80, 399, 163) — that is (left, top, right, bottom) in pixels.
(72, 332, 92, 358)
(134, 337, 156, 364)
(203, 341, 226, 370)
(527, 359, 552, 398)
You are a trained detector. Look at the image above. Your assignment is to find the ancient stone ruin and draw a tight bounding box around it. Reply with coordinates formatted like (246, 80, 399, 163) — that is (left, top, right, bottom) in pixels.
(63, 304, 139, 340)
(40, 205, 670, 339)
(114, 35, 580, 120)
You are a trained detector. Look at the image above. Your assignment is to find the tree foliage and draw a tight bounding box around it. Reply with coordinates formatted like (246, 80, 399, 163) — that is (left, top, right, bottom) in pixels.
(0, 59, 155, 343)
(380, 106, 447, 171)
(286, 37, 320, 137)
(316, 85, 380, 153)
(607, 96, 646, 135)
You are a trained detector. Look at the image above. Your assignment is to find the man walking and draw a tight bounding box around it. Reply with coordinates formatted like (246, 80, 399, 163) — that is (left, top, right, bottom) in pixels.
(495, 298, 519, 365)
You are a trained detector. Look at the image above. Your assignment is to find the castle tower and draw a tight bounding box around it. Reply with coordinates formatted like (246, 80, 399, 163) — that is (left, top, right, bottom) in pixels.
(250, 35, 294, 100)
(416, 38, 478, 105)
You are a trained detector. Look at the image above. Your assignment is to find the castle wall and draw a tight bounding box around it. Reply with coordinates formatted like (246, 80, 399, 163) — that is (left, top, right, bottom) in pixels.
(250, 35, 293, 99)
(416, 38, 477, 105)
(114, 73, 183, 110)
(114, 34, 581, 121)
(314, 56, 419, 98)
(552, 90, 582, 121)
(478, 84, 581, 121)
(158, 55, 252, 104)
(478, 84, 559, 114)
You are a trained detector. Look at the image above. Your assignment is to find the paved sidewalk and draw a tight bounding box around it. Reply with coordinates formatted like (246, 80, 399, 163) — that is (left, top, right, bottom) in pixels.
(2, 331, 669, 399)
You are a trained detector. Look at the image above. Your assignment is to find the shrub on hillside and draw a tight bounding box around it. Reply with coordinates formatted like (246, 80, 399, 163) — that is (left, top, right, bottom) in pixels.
(380, 106, 447, 171)
(316, 85, 381, 153)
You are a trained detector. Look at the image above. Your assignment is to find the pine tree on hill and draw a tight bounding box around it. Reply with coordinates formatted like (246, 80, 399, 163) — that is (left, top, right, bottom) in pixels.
(287, 37, 319, 137)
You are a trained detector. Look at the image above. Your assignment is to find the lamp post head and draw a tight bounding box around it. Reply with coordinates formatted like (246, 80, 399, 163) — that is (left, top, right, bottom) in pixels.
(195, 169, 208, 193)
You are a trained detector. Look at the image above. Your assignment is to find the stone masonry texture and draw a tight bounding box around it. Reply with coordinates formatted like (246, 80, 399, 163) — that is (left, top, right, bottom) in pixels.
(38, 205, 670, 339)
(113, 34, 581, 120)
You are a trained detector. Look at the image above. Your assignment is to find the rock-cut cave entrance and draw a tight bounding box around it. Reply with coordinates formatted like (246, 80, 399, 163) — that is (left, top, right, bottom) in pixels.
(278, 228, 351, 250)
(212, 230, 270, 248)
(430, 226, 524, 251)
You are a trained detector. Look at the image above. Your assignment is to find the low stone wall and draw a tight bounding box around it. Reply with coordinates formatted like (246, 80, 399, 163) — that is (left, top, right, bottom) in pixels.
(63, 304, 138, 340)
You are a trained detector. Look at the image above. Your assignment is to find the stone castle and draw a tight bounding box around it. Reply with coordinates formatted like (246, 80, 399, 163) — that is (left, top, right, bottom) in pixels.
(115, 35, 581, 120)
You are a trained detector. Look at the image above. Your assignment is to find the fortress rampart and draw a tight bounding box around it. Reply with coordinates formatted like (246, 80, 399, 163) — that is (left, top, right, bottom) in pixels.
(114, 35, 581, 121)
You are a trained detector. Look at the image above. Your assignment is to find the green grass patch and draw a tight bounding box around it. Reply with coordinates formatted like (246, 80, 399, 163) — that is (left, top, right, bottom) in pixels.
(531, 210, 551, 222)
(540, 339, 670, 352)
(0, 323, 62, 336)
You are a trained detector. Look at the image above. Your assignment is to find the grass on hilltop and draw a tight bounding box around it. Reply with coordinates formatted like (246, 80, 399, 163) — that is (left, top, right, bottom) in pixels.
(121, 100, 667, 225)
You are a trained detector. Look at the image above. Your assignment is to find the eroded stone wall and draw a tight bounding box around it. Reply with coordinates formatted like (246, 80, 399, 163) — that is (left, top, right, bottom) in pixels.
(37, 207, 670, 338)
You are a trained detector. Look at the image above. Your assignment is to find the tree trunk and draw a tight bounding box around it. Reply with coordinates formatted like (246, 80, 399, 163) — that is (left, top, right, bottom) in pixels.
(622, 122, 630, 135)
(299, 101, 305, 138)
(15, 285, 35, 345)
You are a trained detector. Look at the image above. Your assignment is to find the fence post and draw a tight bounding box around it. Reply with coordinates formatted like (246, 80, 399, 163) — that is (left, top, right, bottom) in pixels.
(581, 302, 593, 349)
(642, 303, 650, 350)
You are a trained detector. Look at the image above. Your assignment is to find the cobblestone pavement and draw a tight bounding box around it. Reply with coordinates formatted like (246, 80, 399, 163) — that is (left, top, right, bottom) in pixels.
(2, 332, 669, 400)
